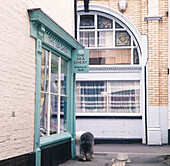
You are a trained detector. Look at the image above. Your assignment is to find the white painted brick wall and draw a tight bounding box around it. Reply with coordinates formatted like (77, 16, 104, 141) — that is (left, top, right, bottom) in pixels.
(0, 0, 74, 161)
(76, 119, 143, 139)
(147, 106, 168, 144)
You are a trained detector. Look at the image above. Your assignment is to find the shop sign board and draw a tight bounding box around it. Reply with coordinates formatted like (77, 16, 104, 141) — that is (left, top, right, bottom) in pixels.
(72, 49, 89, 73)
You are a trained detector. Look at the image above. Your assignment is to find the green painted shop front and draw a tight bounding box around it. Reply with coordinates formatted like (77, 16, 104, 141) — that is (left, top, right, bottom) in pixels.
(28, 9, 88, 166)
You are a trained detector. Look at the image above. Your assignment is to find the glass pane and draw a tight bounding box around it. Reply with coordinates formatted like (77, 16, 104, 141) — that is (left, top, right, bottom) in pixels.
(115, 22, 123, 29)
(108, 81, 140, 113)
(115, 31, 131, 46)
(89, 49, 131, 65)
(60, 96, 67, 132)
(41, 49, 49, 92)
(79, 31, 95, 47)
(40, 93, 48, 137)
(50, 94, 58, 135)
(76, 81, 107, 113)
(97, 31, 113, 47)
(80, 15, 94, 27)
(51, 53, 58, 94)
(97, 15, 113, 29)
(61, 59, 67, 95)
(133, 48, 139, 65)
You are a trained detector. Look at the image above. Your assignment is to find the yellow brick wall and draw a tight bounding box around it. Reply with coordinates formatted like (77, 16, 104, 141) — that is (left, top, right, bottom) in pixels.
(78, 0, 168, 106)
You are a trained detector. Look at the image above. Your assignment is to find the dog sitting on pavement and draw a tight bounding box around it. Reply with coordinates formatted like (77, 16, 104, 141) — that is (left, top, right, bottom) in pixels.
(79, 132, 94, 161)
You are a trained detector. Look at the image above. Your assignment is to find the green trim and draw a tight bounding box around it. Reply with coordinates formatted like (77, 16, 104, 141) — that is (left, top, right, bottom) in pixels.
(72, 73, 76, 158)
(28, 8, 86, 166)
(34, 39, 42, 166)
(28, 8, 84, 50)
(40, 132, 72, 147)
(42, 42, 72, 60)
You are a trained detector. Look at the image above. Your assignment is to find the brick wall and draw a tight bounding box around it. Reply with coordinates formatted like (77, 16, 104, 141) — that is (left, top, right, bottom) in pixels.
(78, 0, 168, 106)
(0, 0, 74, 161)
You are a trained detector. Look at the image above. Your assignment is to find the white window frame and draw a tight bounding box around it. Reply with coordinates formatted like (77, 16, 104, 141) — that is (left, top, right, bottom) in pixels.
(77, 12, 141, 66)
(76, 72, 143, 116)
(41, 50, 68, 136)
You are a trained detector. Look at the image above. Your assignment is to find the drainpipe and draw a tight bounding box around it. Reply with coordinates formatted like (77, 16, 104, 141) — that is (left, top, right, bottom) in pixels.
(168, 0, 170, 144)
(74, 0, 77, 39)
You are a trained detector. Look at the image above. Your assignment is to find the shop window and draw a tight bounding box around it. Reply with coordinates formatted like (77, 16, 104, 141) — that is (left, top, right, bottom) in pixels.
(76, 80, 140, 114)
(40, 49, 68, 137)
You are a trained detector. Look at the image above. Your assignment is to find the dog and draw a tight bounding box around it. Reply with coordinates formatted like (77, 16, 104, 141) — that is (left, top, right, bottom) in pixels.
(79, 132, 94, 161)
(76, 131, 86, 144)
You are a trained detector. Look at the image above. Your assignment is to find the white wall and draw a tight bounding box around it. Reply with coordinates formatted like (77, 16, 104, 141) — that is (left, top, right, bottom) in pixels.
(76, 119, 143, 139)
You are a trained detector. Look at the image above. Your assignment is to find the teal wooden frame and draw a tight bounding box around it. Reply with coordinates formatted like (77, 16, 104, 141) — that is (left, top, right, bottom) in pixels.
(28, 8, 84, 166)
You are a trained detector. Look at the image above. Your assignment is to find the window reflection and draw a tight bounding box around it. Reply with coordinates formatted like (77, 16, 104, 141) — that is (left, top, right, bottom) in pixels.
(40, 49, 68, 137)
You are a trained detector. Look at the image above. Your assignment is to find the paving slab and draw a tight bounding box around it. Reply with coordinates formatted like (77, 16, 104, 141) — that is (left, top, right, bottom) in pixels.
(59, 144, 170, 166)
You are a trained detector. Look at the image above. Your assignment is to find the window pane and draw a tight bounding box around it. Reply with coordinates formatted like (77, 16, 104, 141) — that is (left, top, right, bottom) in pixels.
(80, 15, 94, 27)
(76, 81, 107, 113)
(50, 94, 58, 135)
(61, 59, 67, 95)
(115, 22, 123, 29)
(40, 93, 48, 137)
(97, 15, 113, 29)
(51, 53, 58, 94)
(60, 96, 67, 132)
(97, 31, 113, 47)
(89, 49, 131, 65)
(108, 81, 140, 113)
(41, 49, 49, 92)
(115, 31, 131, 46)
(79, 31, 95, 47)
(133, 48, 139, 65)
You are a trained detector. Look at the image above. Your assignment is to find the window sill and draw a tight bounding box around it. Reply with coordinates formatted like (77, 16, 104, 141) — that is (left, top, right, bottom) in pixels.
(40, 132, 72, 147)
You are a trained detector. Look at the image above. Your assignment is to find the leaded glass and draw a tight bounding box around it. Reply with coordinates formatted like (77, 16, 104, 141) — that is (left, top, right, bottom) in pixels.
(133, 49, 139, 64)
(80, 15, 94, 27)
(97, 15, 113, 29)
(115, 31, 131, 46)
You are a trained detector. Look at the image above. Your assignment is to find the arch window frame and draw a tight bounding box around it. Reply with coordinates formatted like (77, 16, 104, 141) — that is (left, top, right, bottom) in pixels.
(77, 11, 141, 66)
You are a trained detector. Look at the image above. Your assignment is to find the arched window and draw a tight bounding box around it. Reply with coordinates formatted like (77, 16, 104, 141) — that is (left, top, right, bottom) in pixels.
(76, 10, 143, 115)
(78, 13, 140, 65)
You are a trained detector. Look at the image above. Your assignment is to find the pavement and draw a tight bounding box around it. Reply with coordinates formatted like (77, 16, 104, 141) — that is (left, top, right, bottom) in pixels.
(59, 144, 170, 166)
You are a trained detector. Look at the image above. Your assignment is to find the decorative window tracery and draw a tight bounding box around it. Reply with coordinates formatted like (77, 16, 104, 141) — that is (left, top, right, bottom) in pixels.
(78, 13, 140, 65)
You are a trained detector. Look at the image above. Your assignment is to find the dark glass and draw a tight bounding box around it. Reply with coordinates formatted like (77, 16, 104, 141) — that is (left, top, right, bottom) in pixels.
(80, 15, 94, 27)
(115, 22, 123, 29)
(133, 49, 139, 64)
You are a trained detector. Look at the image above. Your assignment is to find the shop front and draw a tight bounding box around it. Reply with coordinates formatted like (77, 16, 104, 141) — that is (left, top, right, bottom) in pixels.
(28, 8, 88, 166)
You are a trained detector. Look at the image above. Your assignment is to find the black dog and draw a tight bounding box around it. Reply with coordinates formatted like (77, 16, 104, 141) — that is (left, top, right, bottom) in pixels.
(79, 132, 94, 161)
